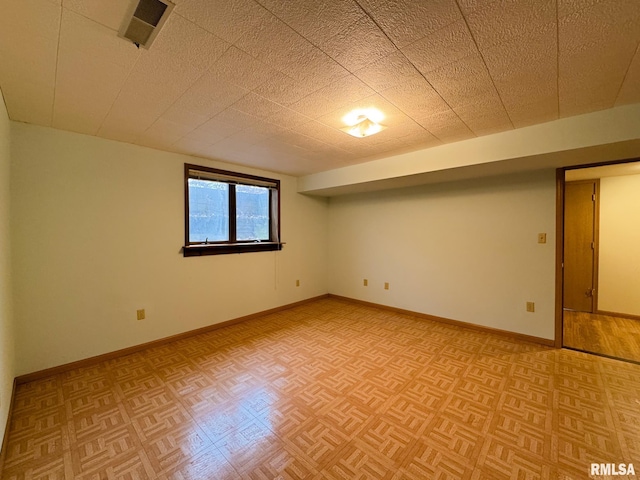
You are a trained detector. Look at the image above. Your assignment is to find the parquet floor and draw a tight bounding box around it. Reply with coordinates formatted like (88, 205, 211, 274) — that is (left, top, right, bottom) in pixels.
(2, 297, 640, 479)
(564, 310, 640, 363)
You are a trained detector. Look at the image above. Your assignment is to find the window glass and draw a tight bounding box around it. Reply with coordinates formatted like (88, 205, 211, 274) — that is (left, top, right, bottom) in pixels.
(188, 179, 229, 242)
(236, 185, 270, 241)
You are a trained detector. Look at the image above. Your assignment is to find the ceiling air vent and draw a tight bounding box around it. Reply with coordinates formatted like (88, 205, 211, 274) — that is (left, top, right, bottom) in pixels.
(119, 0, 174, 49)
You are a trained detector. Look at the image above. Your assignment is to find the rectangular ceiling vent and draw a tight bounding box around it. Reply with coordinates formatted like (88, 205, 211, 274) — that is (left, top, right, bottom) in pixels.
(119, 0, 174, 49)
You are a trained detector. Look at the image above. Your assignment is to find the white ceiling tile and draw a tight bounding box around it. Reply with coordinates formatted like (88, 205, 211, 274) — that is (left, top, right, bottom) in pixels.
(250, 120, 290, 137)
(0, 77, 57, 127)
(210, 135, 258, 156)
(559, 0, 640, 52)
(318, 15, 397, 72)
(265, 108, 313, 130)
(454, 100, 513, 136)
(166, 71, 248, 121)
(557, 0, 597, 17)
(230, 93, 284, 119)
(277, 46, 350, 86)
(224, 128, 273, 146)
(289, 75, 374, 119)
(559, 79, 622, 117)
(402, 20, 477, 75)
(210, 46, 280, 91)
(481, 26, 556, 85)
(255, 0, 364, 46)
(0, 0, 61, 125)
(272, 130, 332, 153)
(97, 119, 142, 144)
(353, 51, 423, 92)
(358, 0, 462, 48)
(413, 109, 474, 143)
(508, 97, 558, 128)
(56, 8, 139, 67)
(63, 0, 131, 31)
(559, 0, 640, 116)
(455, 0, 486, 15)
(159, 105, 208, 129)
(255, 136, 310, 158)
(98, 14, 228, 138)
(499, 79, 557, 115)
(463, 0, 556, 50)
(234, 9, 321, 75)
(316, 75, 376, 104)
(139, 117, 194, 145)
(148, 14, 229, 71)
(251, 71, 320, 107)
(292, 121, 354, 149)
(174, 0, 266, 44)
(380, 78, 451, 117)
(480, 26, 558, 123)
(397, 129, 441, 149)
(425, 53, 498, 109)
(212, 108, 260, 129)
(53, 9, 140, 134)
(183, 118, 240, 144)
(172, 137, 217, 157)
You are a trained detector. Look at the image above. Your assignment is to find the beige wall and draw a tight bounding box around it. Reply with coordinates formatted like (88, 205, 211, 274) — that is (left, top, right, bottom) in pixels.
(0, 89, 15, 447)
(10, 123, 329, 375)
(327, 170, 557, 340)
(598, 174, 640, 316)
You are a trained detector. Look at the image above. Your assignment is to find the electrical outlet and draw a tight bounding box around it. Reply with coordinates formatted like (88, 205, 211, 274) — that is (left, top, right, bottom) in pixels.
(538, 233, 547, 244)
(137, 309, 145, 320)
(296, 279, 300, 287)
(384, 282, 389, 290)
(526, 302, 535, 313)
(363, 279, 368, 286)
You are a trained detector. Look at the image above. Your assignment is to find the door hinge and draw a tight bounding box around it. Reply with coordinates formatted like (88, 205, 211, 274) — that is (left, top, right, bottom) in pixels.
(592, 193, 596, 201)
(591, 241, 595, 249)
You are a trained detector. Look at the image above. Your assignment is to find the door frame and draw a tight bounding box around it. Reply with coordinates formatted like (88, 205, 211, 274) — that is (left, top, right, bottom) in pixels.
(555, 157, 640, 348)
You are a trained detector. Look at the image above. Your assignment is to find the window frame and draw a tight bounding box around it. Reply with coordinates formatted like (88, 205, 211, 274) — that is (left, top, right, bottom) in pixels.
(183, 163, 282, 257)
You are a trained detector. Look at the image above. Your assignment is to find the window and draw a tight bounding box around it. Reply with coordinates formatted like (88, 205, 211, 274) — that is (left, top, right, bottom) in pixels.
(183, 164, 282, 256)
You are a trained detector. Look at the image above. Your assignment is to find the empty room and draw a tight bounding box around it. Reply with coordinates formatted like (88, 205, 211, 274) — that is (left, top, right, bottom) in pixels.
(1, 0, 640, 479)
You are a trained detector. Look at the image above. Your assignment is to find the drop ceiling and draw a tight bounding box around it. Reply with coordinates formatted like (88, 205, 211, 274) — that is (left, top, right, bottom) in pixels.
(0, 0, 639, 176)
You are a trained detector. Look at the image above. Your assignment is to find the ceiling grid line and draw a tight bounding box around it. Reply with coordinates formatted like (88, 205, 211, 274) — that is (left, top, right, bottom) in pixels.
(94, 10, 144, 137)
(613, 40, 640, 107)
(50, 3, 64, 127)
(136, 30, 237, 145)
(453, 0, 515, 130)
(61, 0, 119, 34)
(351, 0, 472, 142)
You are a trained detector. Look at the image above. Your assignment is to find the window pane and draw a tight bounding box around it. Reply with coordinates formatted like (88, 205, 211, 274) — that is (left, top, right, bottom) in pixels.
(188, 179, 229, 242)
(236, 185, 270, 241)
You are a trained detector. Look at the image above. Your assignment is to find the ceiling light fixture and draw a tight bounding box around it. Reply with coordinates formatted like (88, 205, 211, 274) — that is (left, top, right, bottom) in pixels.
(340, 108, 387, 138)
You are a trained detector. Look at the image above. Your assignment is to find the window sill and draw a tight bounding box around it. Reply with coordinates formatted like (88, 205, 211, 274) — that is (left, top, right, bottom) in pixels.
(182, 242, 284, 257)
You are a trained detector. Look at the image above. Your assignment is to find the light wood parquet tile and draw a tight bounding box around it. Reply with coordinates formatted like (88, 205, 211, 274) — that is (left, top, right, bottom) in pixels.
(2, 297, 640, 479)
(563, 310, 640, 363)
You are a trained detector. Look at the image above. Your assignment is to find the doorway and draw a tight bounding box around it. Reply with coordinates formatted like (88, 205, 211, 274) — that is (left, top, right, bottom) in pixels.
(560, 160, 640, 363)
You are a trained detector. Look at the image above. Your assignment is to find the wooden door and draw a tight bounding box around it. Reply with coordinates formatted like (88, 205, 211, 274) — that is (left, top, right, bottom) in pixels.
(563, 180, 598, 312)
